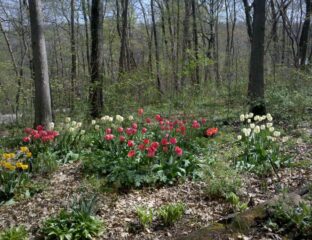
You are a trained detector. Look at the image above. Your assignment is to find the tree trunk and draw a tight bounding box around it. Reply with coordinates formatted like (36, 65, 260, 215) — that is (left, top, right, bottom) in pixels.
(70, 0, 77, 108)
(82, 0, 91, 74)
(119, 0, 129, 74)
(28, 0, 52, 126)
(151, 0, 162, 95)
(89, 0, 104, 118)
(247, 0, 266, 115)
(181, 0, 192, 88)
(192, 0, 199, 85)
(298, 0, 311, 67)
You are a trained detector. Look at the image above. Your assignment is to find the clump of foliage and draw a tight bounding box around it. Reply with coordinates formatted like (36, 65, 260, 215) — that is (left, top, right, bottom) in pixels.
(32, 151, 58, 175)
(0, 147, 31, 204)
(0, 226, 28, 240)
(41, 194, 104, 240)
(136, 206, 154, 229)
(157, 202, 185, 226)
(235, 113, 290, 176)
(204, 161, 242, 200)
(267, 201, 312, 239)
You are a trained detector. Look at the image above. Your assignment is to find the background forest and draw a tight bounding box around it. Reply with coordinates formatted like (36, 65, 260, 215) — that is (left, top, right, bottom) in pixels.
(0, 0, 311, 124)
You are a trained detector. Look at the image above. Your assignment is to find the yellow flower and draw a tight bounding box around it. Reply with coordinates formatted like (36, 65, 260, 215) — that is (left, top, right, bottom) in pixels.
(26, 152, 32, 158)
(20, 146, 29, 153)
(2, 153, 15, 160)
(21, 164, 29, 170)
(16, 162, 29, 170)
(3, 162, 16, 171)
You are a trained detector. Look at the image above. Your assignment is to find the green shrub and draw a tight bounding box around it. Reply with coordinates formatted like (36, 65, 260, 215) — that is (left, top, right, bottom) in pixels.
(136, 206, 154, 229)
(268, 201, 312, 238)
(32, 151, 58, 175)
(41, 192, 104, 240)
(204, 162, 242, 200)
(157, 203, 185, 226)
(41, 210, 104, 240)
(0, 226, 28, 240)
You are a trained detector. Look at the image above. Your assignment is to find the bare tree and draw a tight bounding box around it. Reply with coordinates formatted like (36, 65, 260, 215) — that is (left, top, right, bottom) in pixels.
(246, 0, 267, 115)
(70, 0, 77, 108)
(151, 0, 162, 95)
(89, 0, 104, 118)
(298, 0, 311, 67)
(28, 0, 52, 126)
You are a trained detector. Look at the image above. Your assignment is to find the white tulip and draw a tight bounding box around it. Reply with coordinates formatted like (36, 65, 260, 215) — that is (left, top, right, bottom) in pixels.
(250, 123, 255, 129)
(247, 119, 251, 123)
(94, 125, 100, 131)
(254, 126, 260, 133)
(269, 127, 275, 132)
(108, 117, 113, 122)
(71, 121, 77, 126)
(69, 127, 75, 132)
(240, 114, 245, 122)
(273, 131, 281, 137)
(65, 117, 71, 123)
(260, 125, 266, 130)
(266, 122, 273, 128)
(116, 115, 124, 122)
(80, 130, 86, 135)
(237, 135, 242, 140)
(254, 115, 259, 121)
(76, 122, 82, 128)
(128, 115, 134, 121)
(48, 122, 55, 130)
(282, 136, 289, 142)
(91, 120, 96, 125)
(248, 113, 254, 118)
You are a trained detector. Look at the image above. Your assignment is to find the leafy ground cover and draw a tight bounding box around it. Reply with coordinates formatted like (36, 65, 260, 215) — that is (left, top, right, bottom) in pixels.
(0, 107, 311, 239)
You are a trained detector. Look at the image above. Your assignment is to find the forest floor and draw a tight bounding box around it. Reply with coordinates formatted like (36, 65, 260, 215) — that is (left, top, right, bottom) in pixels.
(1, 120, 312, 240)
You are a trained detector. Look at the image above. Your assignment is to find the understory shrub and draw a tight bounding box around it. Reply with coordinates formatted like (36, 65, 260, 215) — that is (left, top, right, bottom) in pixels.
(268, 201, 312, 239)
(157, 203, 185, 226)
(204, 162, 242, 200)
(41, 194, 104, 240)
(0, 226, 28, 240)
(136, 206, 154, 229)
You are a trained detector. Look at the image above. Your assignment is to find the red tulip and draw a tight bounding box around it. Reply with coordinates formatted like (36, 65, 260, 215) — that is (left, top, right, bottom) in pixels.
(170, 137, 177, 144)
(105, 128, 112, 134)
(119, 136, 126, 142)
(23, 136, 31, 143)
(145, 118, 151, 124)
(138, 108, 144, 116)
(175, 146, 183, 156)
(104, 134, 115, 141)
(127, 140, 135, 147)
(127, 150, 136, 158)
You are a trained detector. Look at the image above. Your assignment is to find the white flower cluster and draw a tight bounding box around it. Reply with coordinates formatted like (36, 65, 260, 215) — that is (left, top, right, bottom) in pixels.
(240, 113, 273, 123)
(63, 117, 84, 134)
(237, 113, 282, 142)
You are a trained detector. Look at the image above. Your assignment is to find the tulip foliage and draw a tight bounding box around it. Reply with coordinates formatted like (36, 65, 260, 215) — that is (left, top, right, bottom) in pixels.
(82, 109, 218, 189)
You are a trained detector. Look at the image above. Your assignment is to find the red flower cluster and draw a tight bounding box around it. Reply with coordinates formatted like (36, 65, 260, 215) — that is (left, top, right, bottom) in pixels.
(23, 125, 59, 143)
(101, 108, 218, 160)
(205, 128, 218, 137)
